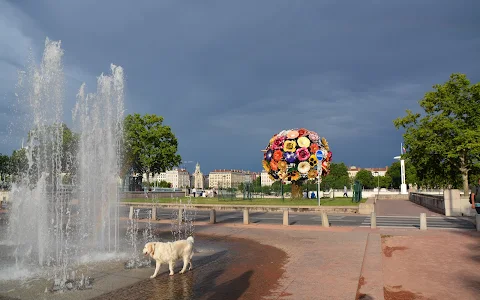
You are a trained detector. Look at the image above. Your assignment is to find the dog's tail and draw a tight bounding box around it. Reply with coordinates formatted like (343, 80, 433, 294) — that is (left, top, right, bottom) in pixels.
(187, 236, 194, 244)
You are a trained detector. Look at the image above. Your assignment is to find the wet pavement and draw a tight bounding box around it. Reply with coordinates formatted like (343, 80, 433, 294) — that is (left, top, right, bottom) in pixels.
(0, 227, 286, 300)
(92, 234, 286, 300)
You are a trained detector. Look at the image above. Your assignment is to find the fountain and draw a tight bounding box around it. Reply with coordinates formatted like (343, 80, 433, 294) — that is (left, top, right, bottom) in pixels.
(0, 38, 202, 299)
(171, 198, 197, 242)
(2, 38, 125, 290)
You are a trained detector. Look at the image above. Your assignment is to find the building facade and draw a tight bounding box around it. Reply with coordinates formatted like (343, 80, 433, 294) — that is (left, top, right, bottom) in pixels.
(142, 168, 191, 188)
(208, 169, 253, 189)
(348, 166, 388, 178)
(260, 171, 275, 186)
(193, 162, 204, 189)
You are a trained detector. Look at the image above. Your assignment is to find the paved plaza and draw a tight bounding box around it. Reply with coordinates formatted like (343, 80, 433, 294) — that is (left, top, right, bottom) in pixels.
(374, 199, 442, 217)
(1, 217, 479, 299)
(1, 199, 479, 300)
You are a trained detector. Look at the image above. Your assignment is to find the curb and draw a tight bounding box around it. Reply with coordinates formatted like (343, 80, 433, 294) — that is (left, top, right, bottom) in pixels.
(356, 233, 385, 299)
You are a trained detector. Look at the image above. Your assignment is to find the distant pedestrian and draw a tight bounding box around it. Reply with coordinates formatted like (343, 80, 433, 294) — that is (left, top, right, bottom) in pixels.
(192, 188, 197, 198)
(470, 178, 480, 214)
(343, 185, 348, 197)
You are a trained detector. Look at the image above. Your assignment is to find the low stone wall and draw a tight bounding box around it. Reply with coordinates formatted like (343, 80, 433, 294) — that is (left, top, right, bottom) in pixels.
(410, 190, 477, 217)
(409, 192, 445, 214)
(376, 194, 409, 200)
(443, 189, 477, 217)
(121, 191, 186, 199)
(359, 197, 375, 214)
(121, 202, 359, 214)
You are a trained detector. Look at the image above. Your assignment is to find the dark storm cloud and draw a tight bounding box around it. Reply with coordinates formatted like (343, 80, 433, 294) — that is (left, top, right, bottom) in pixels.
(1, 0, 479, 172)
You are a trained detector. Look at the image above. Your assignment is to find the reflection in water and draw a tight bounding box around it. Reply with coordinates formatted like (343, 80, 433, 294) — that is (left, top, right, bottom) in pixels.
(91, 235, 286, 300)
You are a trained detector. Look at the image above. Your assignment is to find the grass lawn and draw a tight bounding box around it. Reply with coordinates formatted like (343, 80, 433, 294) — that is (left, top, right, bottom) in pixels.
(121, 197, 366, 206)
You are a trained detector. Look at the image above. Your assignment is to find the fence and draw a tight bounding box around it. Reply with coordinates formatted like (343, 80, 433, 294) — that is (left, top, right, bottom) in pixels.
(409, 192, 445, 214)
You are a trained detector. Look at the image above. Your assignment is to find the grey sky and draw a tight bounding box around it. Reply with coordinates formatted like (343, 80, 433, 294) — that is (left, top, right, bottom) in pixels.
(1, 0, 479, 174)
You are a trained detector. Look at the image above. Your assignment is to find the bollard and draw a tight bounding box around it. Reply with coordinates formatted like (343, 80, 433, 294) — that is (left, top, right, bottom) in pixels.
(151, 207, 156, 221)
(321, 211, 330, 228)
(283, 209, 289, 226)
(420, 213, 427, 230)
(129, 206, 134, 219)
(210, 209, 216, 224)
(178, 207, 183, 224)
(476, 214, 480, 232)
(370, 212, 377, 229)
(243, 209, 249, 225)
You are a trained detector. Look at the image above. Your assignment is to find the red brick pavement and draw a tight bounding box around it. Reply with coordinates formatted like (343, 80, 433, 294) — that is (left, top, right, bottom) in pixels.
(382, 231, 480, 300)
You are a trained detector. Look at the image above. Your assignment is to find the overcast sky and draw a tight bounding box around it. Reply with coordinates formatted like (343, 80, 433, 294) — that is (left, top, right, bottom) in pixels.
(1, 0, 479, 174)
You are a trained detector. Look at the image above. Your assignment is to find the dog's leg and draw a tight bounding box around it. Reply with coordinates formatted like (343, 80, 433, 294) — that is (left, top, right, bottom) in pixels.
(179, 257, 188, 274)
(150, 261, 161, 279)
(189, 253, 193, 270)
(168, 261, 175, 276)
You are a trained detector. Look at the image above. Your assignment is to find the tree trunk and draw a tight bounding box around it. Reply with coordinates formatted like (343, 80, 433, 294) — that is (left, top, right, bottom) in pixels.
(460, 154, 469, 195)
(146, 171, 151, 189)
(291, 181, 303, 199)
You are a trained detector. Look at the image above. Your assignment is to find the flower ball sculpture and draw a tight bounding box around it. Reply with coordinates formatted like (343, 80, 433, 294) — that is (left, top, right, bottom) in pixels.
(262, 128, 332, 198)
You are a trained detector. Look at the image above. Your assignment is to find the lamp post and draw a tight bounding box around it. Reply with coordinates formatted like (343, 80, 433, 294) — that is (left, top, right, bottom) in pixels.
(317, 167, 323, 206)
(374, 171, 379, 196)
(394, 156, 408, 194)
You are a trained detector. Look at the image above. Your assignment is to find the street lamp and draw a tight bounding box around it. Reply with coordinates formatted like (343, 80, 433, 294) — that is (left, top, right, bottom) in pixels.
(394, 156, 408, 194)
(317, 167, 323, 206)
(374, 171, 379, 195)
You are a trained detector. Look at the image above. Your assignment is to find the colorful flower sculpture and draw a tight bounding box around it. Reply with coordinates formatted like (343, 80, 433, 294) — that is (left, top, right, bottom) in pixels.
(262, 128, 332, 184)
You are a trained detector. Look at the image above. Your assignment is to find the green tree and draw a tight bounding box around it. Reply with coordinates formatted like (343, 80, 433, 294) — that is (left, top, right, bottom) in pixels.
(271, 181, 282, 195)
(394, 73, 480, 193)
(378, 175, 392, 188)
(0, 154, 9, 181)
(158, 180, 171, 188)
(261, 185, 272, 195)
(355, 169, 374, 188)
(61, 123, 79, 177)
(321, 162, 350, 189)
(9, 148, 28, 180)
(385, 161, 417, 189)
(123, 114, 182, 187)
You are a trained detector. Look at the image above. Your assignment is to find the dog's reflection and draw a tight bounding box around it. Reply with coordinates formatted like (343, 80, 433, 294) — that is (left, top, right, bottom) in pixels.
(149, 271, 193, 299)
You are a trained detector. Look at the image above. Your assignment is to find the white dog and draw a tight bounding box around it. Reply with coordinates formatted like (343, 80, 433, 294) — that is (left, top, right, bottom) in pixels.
(142, 236, 194, 278)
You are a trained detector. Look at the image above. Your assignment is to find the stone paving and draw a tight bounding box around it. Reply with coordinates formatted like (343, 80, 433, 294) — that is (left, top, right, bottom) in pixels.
(193, 224, 369, 300)
(2, 219, 479, 299)
(381, 230, 480, 300)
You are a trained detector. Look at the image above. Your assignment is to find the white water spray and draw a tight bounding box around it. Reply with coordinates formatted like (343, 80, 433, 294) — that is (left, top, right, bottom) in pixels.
(4, 38, 124, 288)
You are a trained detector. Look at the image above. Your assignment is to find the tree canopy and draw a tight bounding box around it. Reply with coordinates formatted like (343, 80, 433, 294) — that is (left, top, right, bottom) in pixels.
(354, 169, 374, 188)
(321, 162, 350, 189)
(394, 73, 480, 193)
(123, 113, 182, 186)
(0, 154, 9, 182)
(385, 161, 416, 189)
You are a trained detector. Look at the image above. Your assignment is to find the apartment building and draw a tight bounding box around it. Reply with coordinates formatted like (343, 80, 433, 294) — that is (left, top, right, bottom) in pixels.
(260, 170, 275, 186)
(208, 169, 254, 189)
(142, 168, 191, 188)
(348, 166, 388, 178)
